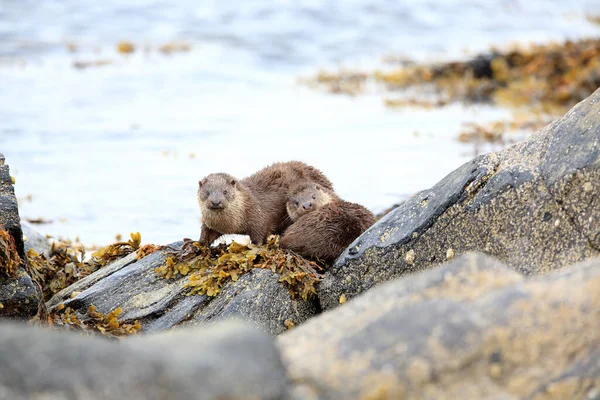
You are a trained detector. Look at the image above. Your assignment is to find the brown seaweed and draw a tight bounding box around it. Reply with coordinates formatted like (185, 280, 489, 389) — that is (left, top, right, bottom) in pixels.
(28, 232, 149, 301)
(0, 228, 20, 278)
(50, 304, 141, 338)
(156, 236, 324, 301)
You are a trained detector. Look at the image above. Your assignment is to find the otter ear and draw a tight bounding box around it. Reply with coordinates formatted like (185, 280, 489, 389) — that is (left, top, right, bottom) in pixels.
(316, 185, 322, 191)
(198, 180, 203, 187)
(230, 179, 236, 186)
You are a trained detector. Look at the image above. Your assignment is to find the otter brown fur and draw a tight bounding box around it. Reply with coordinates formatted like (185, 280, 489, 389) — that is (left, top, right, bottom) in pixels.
(280, 183, 376, 262)
(198, 161, 333, 246)
(286, 180, 337, 222)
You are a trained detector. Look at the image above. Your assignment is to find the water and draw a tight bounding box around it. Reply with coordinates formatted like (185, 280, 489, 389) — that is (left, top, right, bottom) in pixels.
(1, 0, 598, 247)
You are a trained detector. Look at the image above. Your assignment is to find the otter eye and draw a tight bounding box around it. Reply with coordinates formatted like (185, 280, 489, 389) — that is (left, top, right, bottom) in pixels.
(295, 201, 299, 206)
(223, 190, 228, 195)
(312, 194, 316, 199)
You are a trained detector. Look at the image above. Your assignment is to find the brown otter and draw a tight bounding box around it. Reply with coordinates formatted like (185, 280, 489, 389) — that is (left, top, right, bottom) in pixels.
(197, 161, 333, 246)
(280, 182, 376, 262)
(286, 180, 337, 222)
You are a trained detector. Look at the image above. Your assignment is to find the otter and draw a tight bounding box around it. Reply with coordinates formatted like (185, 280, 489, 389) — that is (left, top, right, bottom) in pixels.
(286, 180, 337, 222)
(197, 161, 333, 246)
(280, 182, 376, 262)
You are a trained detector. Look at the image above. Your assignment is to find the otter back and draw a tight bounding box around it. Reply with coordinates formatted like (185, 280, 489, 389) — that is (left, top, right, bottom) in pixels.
(280, 200, 376, 263)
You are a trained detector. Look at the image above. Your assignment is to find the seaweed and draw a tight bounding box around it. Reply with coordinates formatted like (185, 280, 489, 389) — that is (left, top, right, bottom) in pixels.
(90, 232, 141, 267)
(298, 69, 368, 96)
(28, 232, 148, 301)
(0, 228, 21, 278)
(303, 38, 600, 114)
(159, 42, 191, 54)
(156, 236, 325, 301)
(50, 304, 141, 338)
(116, 41, 135, 54)
(375, 39, 600, 113)
(136, 243, 162, 260)
(72, 60, 113, 69)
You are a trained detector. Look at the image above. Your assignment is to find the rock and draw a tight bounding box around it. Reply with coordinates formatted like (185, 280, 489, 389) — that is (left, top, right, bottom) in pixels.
(278, 252, 600, 399)
(320, 88, 600, 309)
(0, 155, 40, 318)
(47, 243, 318, 335)
(21, 221, 51, 256)
(0, 319, 287, 400)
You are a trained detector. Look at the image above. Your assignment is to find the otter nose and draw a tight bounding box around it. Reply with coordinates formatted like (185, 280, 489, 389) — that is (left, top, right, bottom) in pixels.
(302, 202, 312, 210)
(211, 200, 222, 208)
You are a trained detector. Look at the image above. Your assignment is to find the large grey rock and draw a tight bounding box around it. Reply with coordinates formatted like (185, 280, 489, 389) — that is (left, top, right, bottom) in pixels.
(0, 155, 40, 318)
(47, 243, 318, 335)
(278, 252, 600, 399)
(0, 319, 287, 400)
(319, 88, 600, 309)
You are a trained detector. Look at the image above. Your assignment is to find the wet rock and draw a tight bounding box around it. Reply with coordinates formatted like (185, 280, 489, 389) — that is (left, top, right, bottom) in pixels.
(320, 88, 600, 309)
(278, 252, 600, 399)
(0, 155, 40, 318)
(0, 319, 287, 400)
(21, 221, 51, 256)
(47, 243, 318, 335)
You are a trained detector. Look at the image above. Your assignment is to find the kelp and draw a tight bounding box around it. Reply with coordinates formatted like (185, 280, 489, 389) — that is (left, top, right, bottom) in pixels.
(50, 304, 141, 338)
(116, 41, 135, 54)
(90, 232, 141, 267)
(303, 38, 600, 114)
(159, 42, 191, 54)
(28, 232, 149, 301)
(0, 228, 20, 278)
(156, 236, 324, 301)
(299, 70, 368, 96)
(136, 243, 162, 260)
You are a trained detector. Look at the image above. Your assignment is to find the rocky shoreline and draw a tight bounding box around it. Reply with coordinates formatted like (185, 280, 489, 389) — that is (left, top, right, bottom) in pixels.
(0, 88, 599, 398)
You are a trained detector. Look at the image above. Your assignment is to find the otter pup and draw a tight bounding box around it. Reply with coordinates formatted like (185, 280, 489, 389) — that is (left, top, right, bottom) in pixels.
(198, 161, 333, 246)
(280, 182, 376, 262)
(286, 181, 337, 222)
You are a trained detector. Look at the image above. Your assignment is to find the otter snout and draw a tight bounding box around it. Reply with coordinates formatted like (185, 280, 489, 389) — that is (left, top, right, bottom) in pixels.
(302, 202, 313, 210)
(207, 194, 226, 210)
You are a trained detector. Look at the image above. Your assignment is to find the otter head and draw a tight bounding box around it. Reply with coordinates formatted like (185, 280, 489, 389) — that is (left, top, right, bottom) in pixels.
(197, 173, 238, 212)
(287, 182, 335, 222)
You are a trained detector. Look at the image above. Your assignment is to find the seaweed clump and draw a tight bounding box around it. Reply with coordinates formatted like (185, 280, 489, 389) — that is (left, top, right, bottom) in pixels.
(299, 70, 368, 96)
(156, 236, 324, 301)
(378, 39, 600, 113)
(0, 228, 21, 278)
(28, 232, 148, 301)
(51, 304, 141, 338)
(304, 38, 600, 115)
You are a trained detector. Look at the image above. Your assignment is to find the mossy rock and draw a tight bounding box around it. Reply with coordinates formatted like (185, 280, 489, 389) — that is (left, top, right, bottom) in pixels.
(47, 242, 319, 335)
(319, 88, 600, 309)
(0, 319, 286, 400)
(279, 252, 600, 399)
(0, 156, 40, 318)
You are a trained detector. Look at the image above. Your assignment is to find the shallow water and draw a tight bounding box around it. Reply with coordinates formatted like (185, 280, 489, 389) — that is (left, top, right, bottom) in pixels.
(1, 0, 598, 246)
